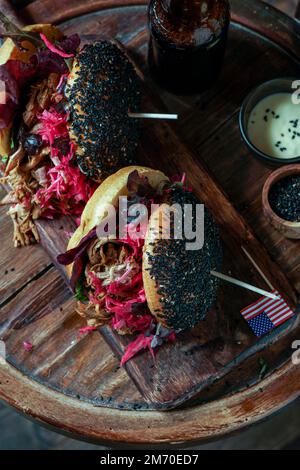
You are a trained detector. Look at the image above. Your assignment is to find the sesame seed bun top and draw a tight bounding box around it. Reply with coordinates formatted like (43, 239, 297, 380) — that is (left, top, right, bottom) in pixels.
(142, 187, 223, 331)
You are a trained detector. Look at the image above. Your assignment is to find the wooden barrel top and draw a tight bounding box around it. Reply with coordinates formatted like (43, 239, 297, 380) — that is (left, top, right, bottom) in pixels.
(1, 0, 300, 445)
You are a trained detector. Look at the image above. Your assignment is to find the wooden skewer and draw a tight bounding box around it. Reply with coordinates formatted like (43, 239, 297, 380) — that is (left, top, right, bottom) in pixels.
(0, 194, 17, 206)
(241, 246, 274, 290)
(210, 271, 280, 300)
(128, 112, 178, 120)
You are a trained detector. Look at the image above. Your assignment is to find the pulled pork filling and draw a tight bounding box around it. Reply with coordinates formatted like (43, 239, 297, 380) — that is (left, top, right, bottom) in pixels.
(58, 171, 178, 365)
(1, 73, 95, 246)
(0, 32, 95, 246)
(83, 237, 152, 335)
(74, 233, 175, 365)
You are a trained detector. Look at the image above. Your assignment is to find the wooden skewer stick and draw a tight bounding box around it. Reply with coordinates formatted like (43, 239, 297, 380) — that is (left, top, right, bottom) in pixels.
(210, 270, 280, 300)
(0, 194, 17, 205)
(241, 246, 274, 290)
(128, 112, 178, 120)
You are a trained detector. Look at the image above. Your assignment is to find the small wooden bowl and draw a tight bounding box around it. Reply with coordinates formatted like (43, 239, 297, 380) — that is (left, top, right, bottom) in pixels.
(262, 164, 300, 239)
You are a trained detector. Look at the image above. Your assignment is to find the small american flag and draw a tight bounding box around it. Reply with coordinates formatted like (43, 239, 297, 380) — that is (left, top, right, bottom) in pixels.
(241, 290, 294, 337)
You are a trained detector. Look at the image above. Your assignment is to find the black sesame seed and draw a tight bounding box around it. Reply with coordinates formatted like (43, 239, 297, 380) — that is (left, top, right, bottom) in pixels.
(146, 188, 223, 331)
(68, 42, 141, 181)
(269, 175, 300, 222)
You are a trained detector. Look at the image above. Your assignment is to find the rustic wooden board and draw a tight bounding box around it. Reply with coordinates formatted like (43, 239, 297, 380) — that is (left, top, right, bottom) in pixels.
(0, 0, 300, 443)
(31, 8, 299, 409)
(0, 190, 51, 309)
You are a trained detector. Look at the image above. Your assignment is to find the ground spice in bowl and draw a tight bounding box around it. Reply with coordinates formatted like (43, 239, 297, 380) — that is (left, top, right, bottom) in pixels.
(268, 175, 300, 222)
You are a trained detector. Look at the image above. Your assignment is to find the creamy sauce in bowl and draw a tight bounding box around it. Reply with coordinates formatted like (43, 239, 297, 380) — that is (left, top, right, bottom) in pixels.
(247, 93, 300, 160)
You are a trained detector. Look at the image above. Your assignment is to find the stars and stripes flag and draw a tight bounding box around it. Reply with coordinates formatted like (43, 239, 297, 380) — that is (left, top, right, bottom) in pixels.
(240, 290, 295, 337)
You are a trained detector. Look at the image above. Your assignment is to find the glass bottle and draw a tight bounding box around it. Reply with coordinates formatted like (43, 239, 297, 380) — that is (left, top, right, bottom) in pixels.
(148, 0, 231, 94)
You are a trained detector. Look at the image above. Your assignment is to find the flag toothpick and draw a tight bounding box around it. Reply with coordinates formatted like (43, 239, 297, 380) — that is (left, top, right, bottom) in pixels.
(241, 290, 295, 336)
(210, 271, 280, 300)
(241, 246, 274, 290)
(128, 112, 178, 120)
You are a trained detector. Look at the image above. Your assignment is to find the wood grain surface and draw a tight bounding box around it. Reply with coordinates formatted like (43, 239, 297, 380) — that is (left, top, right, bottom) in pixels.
(36, 44, 299, 409)
(0, 0, 300, 444)
(0, 0, 24, 28)
(1, 357, 300, 446)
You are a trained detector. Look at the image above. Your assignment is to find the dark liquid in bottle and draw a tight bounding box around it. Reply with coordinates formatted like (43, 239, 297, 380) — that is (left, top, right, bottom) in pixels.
(148, 0, 230, 94)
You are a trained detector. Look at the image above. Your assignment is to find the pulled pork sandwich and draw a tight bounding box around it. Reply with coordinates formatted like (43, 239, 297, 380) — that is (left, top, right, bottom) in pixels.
(58, 166, 223, 364)
(0, 21, 141, 246)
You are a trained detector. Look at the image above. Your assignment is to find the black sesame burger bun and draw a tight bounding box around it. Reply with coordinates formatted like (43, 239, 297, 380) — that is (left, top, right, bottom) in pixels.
(66, 41, 142, 182)
(66, 168, 223, 333)
(66, 166, 169, 278)
(143, 187, 223, 332)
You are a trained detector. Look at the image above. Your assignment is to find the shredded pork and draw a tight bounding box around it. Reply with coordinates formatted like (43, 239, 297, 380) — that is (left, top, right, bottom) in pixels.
(0, 74, 60, 246)
(1, 72, 95, 247)
(78, 239, 143, 333)
(86, 240, 135, 286)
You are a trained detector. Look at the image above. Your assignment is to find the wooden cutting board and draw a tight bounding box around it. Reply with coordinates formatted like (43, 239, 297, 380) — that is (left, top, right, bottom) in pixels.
(35, 36, 299, 409)
(1, 0, 300, 444)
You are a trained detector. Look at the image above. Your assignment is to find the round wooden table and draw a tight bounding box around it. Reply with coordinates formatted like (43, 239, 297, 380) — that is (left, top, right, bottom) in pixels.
(1, 0, 300, 446)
